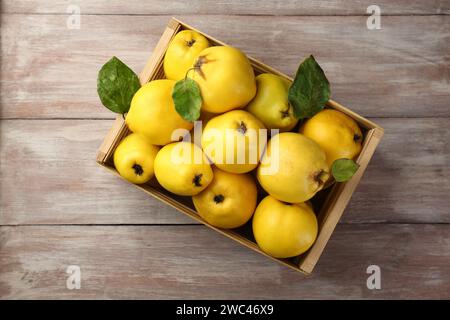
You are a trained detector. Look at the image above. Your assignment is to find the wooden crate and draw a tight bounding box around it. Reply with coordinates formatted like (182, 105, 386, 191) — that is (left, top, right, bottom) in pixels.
(96, 18, 384, 275)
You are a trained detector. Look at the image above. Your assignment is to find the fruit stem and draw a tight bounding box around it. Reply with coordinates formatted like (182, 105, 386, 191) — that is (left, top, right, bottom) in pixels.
(184, 67, 196, 81)
(354, 134, 362, 142)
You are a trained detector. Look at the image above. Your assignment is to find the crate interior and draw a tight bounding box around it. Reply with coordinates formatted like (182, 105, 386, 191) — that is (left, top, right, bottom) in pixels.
(100, 22, 373, 273)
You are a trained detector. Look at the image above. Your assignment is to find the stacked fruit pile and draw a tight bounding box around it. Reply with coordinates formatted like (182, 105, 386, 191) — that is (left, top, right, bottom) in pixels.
(97, 30, 363, 260)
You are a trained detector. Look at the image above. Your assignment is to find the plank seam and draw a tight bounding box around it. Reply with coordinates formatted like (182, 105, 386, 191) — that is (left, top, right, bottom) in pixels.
(1, 222, 449, 227)
(2, 116, 450, 121)
(1, 13, 449, 17)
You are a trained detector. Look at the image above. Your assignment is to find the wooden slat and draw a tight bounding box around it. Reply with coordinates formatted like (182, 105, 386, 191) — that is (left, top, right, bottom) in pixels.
(0, 120, 193, 225)
(1, 14, 449, 119)
(0, 119, 449, 225)
(2, 0, 449, 15)
(0, 224, 449, 299)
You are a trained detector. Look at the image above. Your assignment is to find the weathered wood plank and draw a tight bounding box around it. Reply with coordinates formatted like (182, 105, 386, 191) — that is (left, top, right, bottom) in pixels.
(0, 119, 449, 225)
(0, 224, 449, 299)
(1, 14, 449, 119)
(2, 0, 449, 15)
(0, 120, 193, 225)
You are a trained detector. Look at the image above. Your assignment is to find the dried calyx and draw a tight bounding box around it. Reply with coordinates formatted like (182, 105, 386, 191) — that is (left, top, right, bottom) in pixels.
(132, 164, 144, 176)
(313, 169, 329, 187)
(186, 39, 196, 47)
(280, 109, 291, 119)
(237, 121, 247, 134)
(193, 174, 203, 187)
(213, 194, 225, 204)
(193, 56, 209, 80)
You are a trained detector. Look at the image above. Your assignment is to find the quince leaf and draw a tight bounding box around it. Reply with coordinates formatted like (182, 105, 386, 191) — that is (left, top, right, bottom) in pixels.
(288, 55, 330, 119)
(331, 158, 360, 182)
(172, 78, 202, 122)
(97, 56, 141, 114)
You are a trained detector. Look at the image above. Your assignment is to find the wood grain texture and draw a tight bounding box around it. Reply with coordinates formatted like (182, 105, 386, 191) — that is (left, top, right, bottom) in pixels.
(1, 119, 448, 225)
(2, 0, 449, 15)
(1, 2, 449, 299)
(1, 224, 449, 299)
(0, 120, 191, 225)
(1, 14, 449, 119)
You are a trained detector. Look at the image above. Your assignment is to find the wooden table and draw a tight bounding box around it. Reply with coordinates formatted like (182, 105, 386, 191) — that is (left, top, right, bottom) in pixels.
(1, 1, 449, 299)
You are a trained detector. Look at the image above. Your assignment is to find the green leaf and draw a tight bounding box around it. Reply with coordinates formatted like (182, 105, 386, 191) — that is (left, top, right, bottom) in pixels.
(331, 158, 360, 182)
(97, 56, 141, 114)
(172, 78, 202, 122)
(288, 55, 330, 119)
